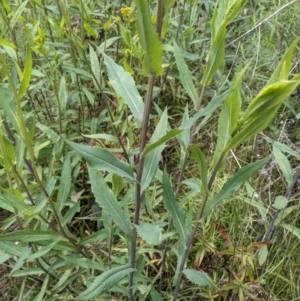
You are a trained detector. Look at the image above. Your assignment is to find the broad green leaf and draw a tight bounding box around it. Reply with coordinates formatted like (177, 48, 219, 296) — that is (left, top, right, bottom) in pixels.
(273, 195, 288, 210)
(140, 129, 183, 158)
(183, 269, 218, 288)
(190, 145, 208, 194)
(32, 275, 49, 301)
(133, 0, 163, 76)
(200, 23, 226, 85)
(101, 51, 144, 124)
(82, 85, 95, 105)
(258, 245, 268, 266)
(173, 40, 198, 108)
(150, 287, 163, 301)
(66, 140, 134, 180)
(273, 145, 293, 186)
(210, 0, 226, 40)
(88, 165, 133, 236)
(17, 46, 32, 101)
(135, 223, 163, 245)
(0, 253, 10, 264)
(141, 109, 168, 192)
(163, 169, 187, 243)
(203, 158, 270, 218)
(89, 45, 101, 87)
(280, 224, 300, 239)
(56, 154, 71, 212)
(58, 75, 68, 114)
(0, 230, 61, 242)
(10, 0, 28, 29)
(75, 265, 134, 300)
(267, 38, 300, 85)
(0, 241, 26, 257)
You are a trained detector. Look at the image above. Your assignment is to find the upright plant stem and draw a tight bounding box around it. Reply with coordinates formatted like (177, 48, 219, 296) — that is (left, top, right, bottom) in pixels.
(129, 74, 155, 300)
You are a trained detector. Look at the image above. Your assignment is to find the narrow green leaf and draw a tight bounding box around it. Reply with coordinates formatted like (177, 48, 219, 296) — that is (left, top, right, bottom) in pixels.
(173, 40, 198, 108)
(56, 154, 71, 212)
(58, 75, 68, 114)
(163, 169, 187, 243)
(141, 129, 183, 158)
(224, 0, 248, 24)
(10, 0, 28, 29)
(280, 224, 300, 239)
(36, 123, 61, 143)
(203, 158, 270, 218)
(66, 140, 134, 180)
(26, 238, 61, 261)
(89, 45, 101, 87)
(88, 165, 133, 236)
(61, 201, 80, 227)
(32, 275, 49, 301)
(141, 108, 168, 192)
(133, 0, 163, 76)
(0, 230, 61, 242)
(59, 255, 104, 271)
(75, 265, 134, 300)
(200, 23, 226, 85)
(190, 145, 208, 194)
(273, 141, 300, 160)
(17, 46, 32, 101)
(0, 241, 26, 257)
(135, 223, 163, 245)
(101, 51, 144, 124)
(224, 76, 300, 152)
(273, 145, 293, 186)
(267, 38, 300, 85)
(183, 269, 218, 288)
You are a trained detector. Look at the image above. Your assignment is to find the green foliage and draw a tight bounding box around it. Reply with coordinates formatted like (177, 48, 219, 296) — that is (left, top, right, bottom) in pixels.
(0, 0, 299, 300)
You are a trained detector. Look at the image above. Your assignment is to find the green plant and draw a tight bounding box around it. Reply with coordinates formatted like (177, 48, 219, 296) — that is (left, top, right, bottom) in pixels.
(0, 0, 300, 300)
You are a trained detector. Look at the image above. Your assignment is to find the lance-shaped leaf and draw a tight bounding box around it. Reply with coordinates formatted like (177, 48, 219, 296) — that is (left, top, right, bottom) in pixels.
(173, 40, 198, 109)
(200, 23, 226, 85)
(163, 169, 187, 243)
(267, 38, 300, 85)
(58, 75, 68, 115)
(89, 45, 101, 87)
(88, 166, 133, 236)
(140, 128, 183, 158)
(17, 46, 32, 101)
(224, 0, 248, 24)
(203, 157, 270, 219)
(224, 75, 300, 152)
(133, 0, 163, 76)
(211, 62, 250, 167)
(66, 140, 134, 180)
(0, 230, 62, 242)
(141, 108, 168, 192)
(76, 265, 134, 300)
(273, 145, 293, 186)
(183, 269, 218, 288)
(190, 145, 208, 194)
(101, 51, 144, 124)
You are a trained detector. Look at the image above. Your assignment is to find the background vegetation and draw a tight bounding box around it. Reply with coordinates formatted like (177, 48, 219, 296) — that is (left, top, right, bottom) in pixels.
(0, 0, 300, 300)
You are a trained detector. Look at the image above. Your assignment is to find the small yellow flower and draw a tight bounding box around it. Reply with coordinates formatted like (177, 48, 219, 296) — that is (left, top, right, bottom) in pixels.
(115, 16, 121, 22)
(120, 7, 131, 17)
(124, 48, 131, 57)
